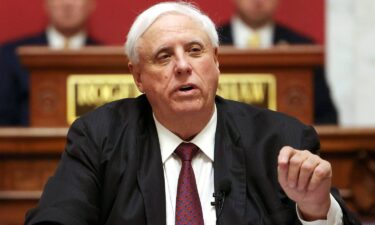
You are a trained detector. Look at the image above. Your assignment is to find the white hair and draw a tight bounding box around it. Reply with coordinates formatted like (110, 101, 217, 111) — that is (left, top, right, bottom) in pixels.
(124, 1, 219, 63)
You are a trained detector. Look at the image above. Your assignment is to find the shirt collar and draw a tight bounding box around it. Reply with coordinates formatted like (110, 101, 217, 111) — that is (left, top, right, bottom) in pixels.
(154, 105, 217, 164)
(46, 26, 87, 50)
(231, 16, 274, 48)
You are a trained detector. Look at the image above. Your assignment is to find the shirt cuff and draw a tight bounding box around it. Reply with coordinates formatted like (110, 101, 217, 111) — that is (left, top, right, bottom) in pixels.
(296, 194, 343, 225)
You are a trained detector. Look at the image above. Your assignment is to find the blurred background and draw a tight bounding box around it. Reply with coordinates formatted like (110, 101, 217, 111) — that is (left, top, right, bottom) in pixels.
(3, 0, 375, 126)
(1, 0, 375, 224)
(0, 0, 324, 45)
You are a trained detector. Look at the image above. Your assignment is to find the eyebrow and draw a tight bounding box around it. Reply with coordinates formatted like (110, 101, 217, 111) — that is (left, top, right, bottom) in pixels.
(153, 45, 172, 57)
(185, 40, 205, 48)
(153, 39, 206, 56)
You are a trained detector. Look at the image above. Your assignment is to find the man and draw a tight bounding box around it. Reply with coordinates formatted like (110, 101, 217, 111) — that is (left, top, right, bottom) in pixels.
(0, 0, 98, 126)
(25, 2, 360, 225)
(217, 0, 338, 125)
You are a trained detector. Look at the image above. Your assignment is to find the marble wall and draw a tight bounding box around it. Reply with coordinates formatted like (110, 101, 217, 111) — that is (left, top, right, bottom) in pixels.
(327, 0, 375, 126)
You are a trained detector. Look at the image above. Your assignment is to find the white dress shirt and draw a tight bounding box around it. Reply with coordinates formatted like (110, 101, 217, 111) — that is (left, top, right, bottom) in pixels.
(154, 108, 217, 225)
(231, 16, 274, 49)
(46, 26, 87, 50)
(153, 106, 342, 225)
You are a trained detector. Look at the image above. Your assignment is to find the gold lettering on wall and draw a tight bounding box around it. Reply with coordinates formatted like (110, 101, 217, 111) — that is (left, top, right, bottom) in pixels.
(67, 74, 276, 124)
(67, 75, 142, 124)
(75, 83, 140, 106)
(218, 74, 276, 110)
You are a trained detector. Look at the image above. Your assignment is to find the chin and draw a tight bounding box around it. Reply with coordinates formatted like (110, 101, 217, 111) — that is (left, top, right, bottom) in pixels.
(175, 105, 203, 114)
(172, 100, 213, 116)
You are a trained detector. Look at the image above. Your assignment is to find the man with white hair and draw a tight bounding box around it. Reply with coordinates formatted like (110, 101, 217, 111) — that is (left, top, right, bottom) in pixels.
(25, 2, 360, 225)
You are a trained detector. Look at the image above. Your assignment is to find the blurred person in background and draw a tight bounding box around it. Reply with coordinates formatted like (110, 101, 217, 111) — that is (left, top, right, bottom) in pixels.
(217, 0, 338, 125)
(0, 0, 99, 126)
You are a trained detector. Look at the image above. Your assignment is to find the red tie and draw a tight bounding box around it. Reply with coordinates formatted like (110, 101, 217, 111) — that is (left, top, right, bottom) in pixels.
(175, 143, 204, 225)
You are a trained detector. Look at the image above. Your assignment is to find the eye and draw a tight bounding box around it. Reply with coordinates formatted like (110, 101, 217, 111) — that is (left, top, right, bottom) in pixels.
(188, 44, 203, 56)
(155, 52, 171, 64)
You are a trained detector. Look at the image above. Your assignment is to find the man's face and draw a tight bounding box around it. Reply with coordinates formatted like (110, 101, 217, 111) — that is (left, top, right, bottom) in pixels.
(234, 0, 278, 28)
(45, 0, 95, 35)
(130, 13, 220, 122)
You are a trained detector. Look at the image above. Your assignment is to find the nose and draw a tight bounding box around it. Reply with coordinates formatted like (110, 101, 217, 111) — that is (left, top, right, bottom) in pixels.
(174, 54, 192, 76)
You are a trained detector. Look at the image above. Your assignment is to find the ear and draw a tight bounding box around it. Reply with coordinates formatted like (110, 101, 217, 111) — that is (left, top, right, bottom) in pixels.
(213, 47, 220, 69)
(128, 62, 144, 93)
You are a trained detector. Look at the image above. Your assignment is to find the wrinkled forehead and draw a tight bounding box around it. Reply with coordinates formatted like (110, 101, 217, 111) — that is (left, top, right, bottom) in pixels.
(135, 13, 211, 57)
(141, 12, 207, 40)
(136, 13, 211, 52)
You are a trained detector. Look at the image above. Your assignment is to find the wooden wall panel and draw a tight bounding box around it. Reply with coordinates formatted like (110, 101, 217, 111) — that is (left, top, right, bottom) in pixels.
(1, 126, 375, 224)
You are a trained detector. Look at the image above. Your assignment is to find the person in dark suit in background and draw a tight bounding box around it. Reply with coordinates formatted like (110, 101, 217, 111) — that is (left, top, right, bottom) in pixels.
(0, 0, 98, 126)
(25, 2, 361, 225)
(217, 0, 338, 125)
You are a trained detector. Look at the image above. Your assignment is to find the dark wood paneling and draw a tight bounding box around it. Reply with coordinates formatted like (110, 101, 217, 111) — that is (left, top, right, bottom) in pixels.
(0, 126, 374, 224)
(317, 126, 375, 217)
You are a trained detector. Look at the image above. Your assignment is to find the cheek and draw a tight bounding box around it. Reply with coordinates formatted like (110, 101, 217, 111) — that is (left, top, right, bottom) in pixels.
(141, 70, 171, 94)
(200, 64, 219, 90)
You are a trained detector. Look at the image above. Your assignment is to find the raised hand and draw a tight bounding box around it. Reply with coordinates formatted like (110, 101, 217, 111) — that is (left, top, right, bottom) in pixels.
(278, 146, 332, 221)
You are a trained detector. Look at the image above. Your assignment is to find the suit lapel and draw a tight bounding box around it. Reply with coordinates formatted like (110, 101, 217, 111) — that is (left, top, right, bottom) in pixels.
(85, 36, 100, 45)
(214, 101, 247, 225)
(273, 24, 283, 45)
(218, 23, 234, 45)
(35, 31, 48, 45)
(136, 111, 166, 225)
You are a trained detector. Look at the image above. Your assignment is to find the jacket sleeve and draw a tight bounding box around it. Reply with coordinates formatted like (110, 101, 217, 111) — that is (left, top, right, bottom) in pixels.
(25, 118, 102, 225)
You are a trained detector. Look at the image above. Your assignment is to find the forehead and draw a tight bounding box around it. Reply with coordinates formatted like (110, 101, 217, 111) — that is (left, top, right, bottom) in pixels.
(140, 13, 209, 45)
(235, 0, 278, 5)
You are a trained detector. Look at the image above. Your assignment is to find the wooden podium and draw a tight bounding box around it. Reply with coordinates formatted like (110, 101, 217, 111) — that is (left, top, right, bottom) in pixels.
(18, 45, 322, 127)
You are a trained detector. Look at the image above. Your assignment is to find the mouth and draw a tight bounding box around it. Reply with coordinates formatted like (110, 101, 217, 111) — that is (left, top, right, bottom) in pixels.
(179, 84, 195, 92)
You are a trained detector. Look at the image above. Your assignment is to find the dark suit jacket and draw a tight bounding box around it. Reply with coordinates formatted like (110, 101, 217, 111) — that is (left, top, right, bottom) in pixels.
(0, 31, 99, 126)
(217, 22, 338, 125)
(25, 95, 360, 225)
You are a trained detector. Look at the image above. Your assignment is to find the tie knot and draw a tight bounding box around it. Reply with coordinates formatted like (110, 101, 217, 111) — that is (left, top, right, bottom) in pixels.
(248, 32, 261, 48)
(175, 143, 199, 161)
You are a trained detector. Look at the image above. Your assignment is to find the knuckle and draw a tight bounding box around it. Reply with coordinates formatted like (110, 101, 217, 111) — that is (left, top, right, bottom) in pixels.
(312, 155, 321, 162)
(314, 167, 330, 179)
(302, 150, 311, 155)
(289, 156, 301, 166)
(284, 146, 294, 151)
(301, 162, 313, 171)
(280, 146, 293, 154)
(323, 160, 332, 169)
